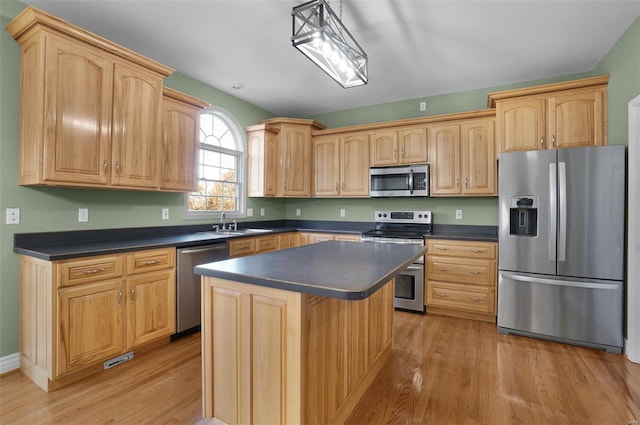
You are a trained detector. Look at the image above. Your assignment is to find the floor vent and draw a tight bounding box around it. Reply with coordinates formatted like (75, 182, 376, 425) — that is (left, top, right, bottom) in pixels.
(104, 351, 134, 370)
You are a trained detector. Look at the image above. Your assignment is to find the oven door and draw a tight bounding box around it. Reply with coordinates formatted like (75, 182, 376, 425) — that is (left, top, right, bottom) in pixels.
(394, 263, 425, 313)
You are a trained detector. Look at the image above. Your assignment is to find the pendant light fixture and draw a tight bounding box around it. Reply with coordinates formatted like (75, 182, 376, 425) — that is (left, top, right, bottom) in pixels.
(291, 0, 368, 88)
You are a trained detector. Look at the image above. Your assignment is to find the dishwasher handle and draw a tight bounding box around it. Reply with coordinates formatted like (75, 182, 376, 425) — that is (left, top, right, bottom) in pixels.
(179, 245, 227, 255)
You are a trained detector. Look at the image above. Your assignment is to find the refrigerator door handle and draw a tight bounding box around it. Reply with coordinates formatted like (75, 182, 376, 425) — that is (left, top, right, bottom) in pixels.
(558, 161, 567, 262)
(549, 163, 557, 261)
(500, 272, 620, 290)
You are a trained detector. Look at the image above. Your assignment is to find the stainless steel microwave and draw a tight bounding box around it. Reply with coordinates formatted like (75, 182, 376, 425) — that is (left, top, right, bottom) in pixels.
(369, 164, 430, 197)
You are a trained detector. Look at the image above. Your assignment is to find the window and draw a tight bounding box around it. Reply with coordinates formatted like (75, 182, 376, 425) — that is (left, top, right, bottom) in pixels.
(184, 106, 246, 218)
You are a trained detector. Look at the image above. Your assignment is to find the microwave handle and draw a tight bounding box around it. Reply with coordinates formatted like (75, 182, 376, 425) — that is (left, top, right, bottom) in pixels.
(408, 168, 414, 194)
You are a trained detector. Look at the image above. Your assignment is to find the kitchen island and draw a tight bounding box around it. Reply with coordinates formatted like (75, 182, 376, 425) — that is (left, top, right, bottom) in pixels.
(194, 240, 426, 425)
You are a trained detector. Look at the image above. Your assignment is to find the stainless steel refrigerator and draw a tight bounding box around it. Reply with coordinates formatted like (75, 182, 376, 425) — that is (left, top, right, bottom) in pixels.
(497, 145, 625, 353)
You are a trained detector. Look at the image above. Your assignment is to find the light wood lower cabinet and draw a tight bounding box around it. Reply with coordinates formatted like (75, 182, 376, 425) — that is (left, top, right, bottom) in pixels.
(228, 234, 279, 257)
(300, 232, 361, 244)
(20, 248, 176, 391)
(201, 277, 394, 425)
(425, 239, 497, 322)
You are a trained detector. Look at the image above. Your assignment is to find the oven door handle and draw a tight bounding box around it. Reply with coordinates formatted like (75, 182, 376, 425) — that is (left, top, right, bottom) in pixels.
(404, 265, 424, 272)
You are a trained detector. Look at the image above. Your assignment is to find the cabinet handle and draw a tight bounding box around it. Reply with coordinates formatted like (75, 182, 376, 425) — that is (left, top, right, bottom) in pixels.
(456, 177, 460, 187)
(552, 135, 556, 147)
(464, 177, 468, 188)
(144, 259, 160, 265)
(470, 249, 485, 253)
(437, 268, 450, 272)
(342, 182, 345, 190)
(103, 160, 107, 176)
(284, 182, 288, 190)
(82, 268, 105, 275)
(540, 136, 544, 147)
(130, 288, 135, 304)
(470, 271, 483, 275)
(393, 148, 397, 159)
(336, 182, 339, 191)
(117, 289, 122, 307)
(115, 161, 120, 176)
(469, 297, 482, 302)
(436, 247, 450, 251)
(436, 292, 450, 298)
(400, 148, 405, 158)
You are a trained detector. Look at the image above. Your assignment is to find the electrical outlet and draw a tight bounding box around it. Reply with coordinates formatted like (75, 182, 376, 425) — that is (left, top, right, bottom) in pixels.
(260, 208, 265, 217)
(340, 208, 346, 217)
(78, 208, 89, 222)
(295, 208, 301, 217)
(247, 208, 254, 217)
(5, 208, 20, 225)
(419, 101, 427, 112)
(162, 208, 169, 220)
(455, 209, 463, 220)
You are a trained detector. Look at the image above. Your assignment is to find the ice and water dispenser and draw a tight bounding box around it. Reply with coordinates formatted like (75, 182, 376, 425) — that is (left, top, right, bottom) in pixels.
(509, 196, 538, 236)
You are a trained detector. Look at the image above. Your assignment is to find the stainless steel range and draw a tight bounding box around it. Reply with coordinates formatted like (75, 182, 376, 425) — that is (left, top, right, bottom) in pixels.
(361, 210, 432, 313)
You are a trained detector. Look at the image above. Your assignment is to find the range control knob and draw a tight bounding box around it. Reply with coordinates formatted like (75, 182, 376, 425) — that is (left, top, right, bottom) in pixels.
(383, 213, 387, 218)
(418, 214, 423, 218)
(377, 213, 382, 218)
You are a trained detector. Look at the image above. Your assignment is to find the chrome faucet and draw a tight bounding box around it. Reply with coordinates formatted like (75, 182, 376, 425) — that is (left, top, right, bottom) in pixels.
(220, 211, 226, 230)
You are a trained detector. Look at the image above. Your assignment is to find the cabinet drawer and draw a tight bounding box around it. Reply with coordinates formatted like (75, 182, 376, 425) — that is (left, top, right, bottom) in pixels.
(57, 255, 124, 287)
(126, 248, 175, 275)
(229, 238, 256, 257)
(256, 235, 277, 253)
(427, 256, 495, 286)
(427, 240, 496, 259)
(426, 282, 495, 314)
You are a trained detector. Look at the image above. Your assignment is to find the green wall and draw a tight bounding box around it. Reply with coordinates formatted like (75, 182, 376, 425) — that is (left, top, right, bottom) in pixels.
(1, 2, 638, 357)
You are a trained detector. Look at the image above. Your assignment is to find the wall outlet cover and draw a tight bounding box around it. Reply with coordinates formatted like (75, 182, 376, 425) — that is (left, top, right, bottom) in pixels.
(5, 208, 20, 225)
(455, 209, 463, 220)
(247, 208, 254, 217)
(260, 208, 265, 217)
(340, 208, 346, 217)
(162, 208, 169, 220)
(78, 208, 89, 222)
(295, 208, 301, 217)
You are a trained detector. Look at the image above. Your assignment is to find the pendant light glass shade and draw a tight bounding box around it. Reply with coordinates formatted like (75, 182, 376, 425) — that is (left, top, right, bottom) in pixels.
(291, 0, 368, 88)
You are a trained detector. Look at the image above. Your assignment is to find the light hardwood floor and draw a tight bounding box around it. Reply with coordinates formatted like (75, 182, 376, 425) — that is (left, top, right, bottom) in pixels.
(1, 312, 639, 424)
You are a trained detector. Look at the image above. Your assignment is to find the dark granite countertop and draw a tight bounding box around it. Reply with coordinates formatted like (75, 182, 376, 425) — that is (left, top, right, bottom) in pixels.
(13, 220, 497, 261)
(194, 240, 426, 300)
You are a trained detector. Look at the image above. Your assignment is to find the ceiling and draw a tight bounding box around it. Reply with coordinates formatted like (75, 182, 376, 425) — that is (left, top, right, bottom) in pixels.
(22, 0, 640, 118)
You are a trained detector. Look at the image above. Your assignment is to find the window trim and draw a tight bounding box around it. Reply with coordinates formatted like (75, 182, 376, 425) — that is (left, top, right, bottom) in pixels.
(183, 105, 247, 220)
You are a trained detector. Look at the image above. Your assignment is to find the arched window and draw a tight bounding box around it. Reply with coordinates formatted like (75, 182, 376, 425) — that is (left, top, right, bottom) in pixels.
(184, 106, 246, 218)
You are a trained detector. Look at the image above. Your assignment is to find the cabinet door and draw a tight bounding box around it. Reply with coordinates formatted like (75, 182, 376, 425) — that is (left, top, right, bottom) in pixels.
(496, 97, 546, 153)
(126, 270, 176, 349)
(160, 95, 200, 191)
(547, 87, 606, 149)
(369, 130, 398, 166)
(111, 62, 163, 188)
(43, 34, 113, 185)
(429, 123, 461, 195)
(57, 280, 124, 376)
(248, 128, 278, 197)
(460, 118, 496, 195)
(340, 133, 370, 196)
(313, 136, 340, 197)
(278, 125, 311, 196)
(398, 127, 427, 164)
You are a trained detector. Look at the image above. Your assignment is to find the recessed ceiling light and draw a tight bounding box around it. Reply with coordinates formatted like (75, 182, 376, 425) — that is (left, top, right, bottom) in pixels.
(231, 82, 244, 90)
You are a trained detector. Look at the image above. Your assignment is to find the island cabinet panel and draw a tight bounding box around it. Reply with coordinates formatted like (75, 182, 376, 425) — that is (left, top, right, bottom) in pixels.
(19, 248, 176, 391)
(201, 277, 395, 425)
(426, 239, 497, 322)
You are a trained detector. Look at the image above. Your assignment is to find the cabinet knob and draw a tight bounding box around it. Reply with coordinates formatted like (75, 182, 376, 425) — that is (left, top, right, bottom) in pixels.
(470, 271, 483, 275)
(115, 161, 120, 176)
(336, 182, 339, 191)
(401, 148, 405, 158)
(130, 288, 135, 304)
(341, 182, 345, 190)
(464, 177, 468, 188)
(469, 297, 481, 302)
(540, 136, 544, 147)
(455, 178, 460, 187)
(393, 148, 397, 159)
(103, 160, 107, 176)
(552, 135, 556, 147)
(437, 268, 450, 272)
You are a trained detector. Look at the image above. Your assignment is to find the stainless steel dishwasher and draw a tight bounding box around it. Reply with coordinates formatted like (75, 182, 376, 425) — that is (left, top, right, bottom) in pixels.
(176, 243, 229, 335)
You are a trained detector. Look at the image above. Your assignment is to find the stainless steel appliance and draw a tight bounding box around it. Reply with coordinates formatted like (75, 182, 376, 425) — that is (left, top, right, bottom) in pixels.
(497, 145, 625, 353)
(369, 164, 430, 197)
(176, 243, 229, 335)
(361, 210, 432, 312)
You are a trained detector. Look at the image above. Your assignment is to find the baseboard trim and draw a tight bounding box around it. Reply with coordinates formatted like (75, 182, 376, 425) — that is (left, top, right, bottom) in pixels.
(0, 353, 20, 375)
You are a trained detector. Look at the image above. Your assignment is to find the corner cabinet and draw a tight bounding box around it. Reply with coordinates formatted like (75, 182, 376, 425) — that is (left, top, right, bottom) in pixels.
(425, 240, 497, 322)
(312, 132, 370, 197)
(489, 76, 608, 153)
(7, 6, 176, 191)
(429, 116, 496, 196)
(161, 88, 209, 191)
(19, 248, 176, 391)
(247, 118, 325, 197)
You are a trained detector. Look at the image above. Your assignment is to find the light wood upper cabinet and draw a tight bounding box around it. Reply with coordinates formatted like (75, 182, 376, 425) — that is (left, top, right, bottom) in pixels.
(161, 88, 209, 191)
(313, 132, 369, 197)
(247, 124, 279, 197)
(7, 6, 175, 191)
(370, 127, 427, 166)
(490, 76, 608, 153)
(429, 117, 496, 196)
(248, 118, 325, 197)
